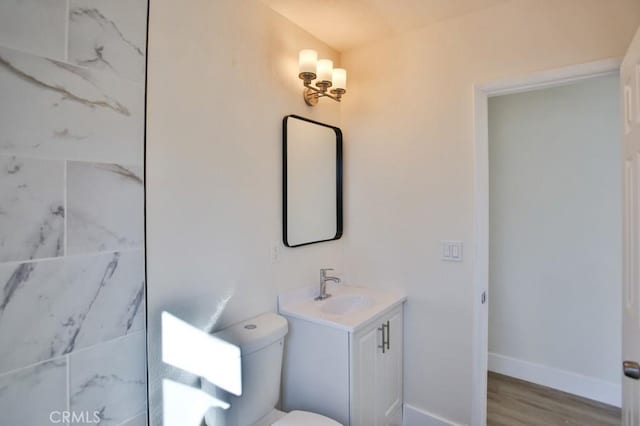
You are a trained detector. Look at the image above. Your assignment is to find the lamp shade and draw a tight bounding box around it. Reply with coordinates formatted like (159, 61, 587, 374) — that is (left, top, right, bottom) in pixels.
(317, 59, 333, 82)
(298, 49, 317, 74)
(332, 68, 347, 90)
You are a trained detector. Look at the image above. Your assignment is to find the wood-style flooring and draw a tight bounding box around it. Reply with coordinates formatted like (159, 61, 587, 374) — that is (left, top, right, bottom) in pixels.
(487, 372, 621, 426)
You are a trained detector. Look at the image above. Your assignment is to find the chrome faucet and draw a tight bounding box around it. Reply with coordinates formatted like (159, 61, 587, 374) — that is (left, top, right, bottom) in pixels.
(315, 268, 341, 301)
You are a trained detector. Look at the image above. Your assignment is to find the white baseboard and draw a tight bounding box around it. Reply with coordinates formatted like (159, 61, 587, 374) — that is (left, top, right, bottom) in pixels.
(488, 352, 621, 407)
(403, 404, 463, 426)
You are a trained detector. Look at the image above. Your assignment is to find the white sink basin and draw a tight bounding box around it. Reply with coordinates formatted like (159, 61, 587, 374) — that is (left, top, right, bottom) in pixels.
(320, 295, 374, 315)
(278, 284, 406, 331)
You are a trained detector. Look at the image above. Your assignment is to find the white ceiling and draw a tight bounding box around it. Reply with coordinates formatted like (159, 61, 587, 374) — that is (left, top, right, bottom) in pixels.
(262, 0, 510, 52)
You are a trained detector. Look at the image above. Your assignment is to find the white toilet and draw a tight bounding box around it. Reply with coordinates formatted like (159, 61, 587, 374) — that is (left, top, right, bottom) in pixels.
(203, 312, 342, 426)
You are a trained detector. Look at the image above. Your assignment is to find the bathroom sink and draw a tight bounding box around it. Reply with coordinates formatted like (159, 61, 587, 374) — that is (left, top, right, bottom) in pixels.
(278, 284, 405, 331)
(320, 295, 374, 315)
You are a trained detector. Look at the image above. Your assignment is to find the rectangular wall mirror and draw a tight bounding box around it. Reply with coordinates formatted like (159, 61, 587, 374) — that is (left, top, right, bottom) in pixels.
(283, 115, 343, 247)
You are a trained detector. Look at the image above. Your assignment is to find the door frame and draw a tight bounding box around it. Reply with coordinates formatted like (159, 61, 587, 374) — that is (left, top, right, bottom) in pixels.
(471, 57, 622, 425)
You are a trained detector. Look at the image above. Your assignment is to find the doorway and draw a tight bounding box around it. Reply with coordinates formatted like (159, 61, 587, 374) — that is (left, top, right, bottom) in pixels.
(486, 74, 622, 423)
(471, 59, 623, 425)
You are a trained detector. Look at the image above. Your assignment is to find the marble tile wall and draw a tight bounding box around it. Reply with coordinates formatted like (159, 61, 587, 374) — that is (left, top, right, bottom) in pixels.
(0, 0, 67, 60)
(67, 162, 144, 254)
(70, 332, 147, 426)
(0, 156, 65, 262)
(0, 358, 67, 425)
(68, 0, 147, 83)
(0, 1, 148, 425)
(0, 45, 144, 164)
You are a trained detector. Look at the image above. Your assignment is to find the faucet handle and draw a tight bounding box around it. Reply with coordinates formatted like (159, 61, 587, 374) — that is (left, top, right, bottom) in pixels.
(320, 268, 334, 278)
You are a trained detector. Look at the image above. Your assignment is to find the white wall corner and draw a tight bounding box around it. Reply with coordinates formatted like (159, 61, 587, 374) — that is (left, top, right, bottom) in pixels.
(403, 403, 465, 426)
(488, 353, 621, 407)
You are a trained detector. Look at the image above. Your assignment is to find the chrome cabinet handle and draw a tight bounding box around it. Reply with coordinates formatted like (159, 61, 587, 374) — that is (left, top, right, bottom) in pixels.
(385, 320, 390, 351)
(624, 361, 640, 380)
(378, 321, 390, 354)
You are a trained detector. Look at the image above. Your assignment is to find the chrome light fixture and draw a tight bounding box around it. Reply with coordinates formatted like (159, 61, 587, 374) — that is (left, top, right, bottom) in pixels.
(298, 49, 347, 106)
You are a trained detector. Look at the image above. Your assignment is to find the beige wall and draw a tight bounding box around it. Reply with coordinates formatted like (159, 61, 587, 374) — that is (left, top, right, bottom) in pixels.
(146, 0, 343, 422)
(341, 0, 640, 423)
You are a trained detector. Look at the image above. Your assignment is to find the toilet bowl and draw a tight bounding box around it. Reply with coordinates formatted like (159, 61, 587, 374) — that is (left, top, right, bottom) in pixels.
(271, 409, 341, 426)
(249, 408, 340, 426)
(202, 313, 341, 426)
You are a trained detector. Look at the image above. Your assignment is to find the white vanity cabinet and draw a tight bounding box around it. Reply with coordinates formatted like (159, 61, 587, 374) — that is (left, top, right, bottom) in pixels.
(280, 303, 404, 426)
(351, 306, 403, 426)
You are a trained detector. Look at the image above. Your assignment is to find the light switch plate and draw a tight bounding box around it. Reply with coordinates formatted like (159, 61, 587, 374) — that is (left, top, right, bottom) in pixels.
(441, 241, 463, 262)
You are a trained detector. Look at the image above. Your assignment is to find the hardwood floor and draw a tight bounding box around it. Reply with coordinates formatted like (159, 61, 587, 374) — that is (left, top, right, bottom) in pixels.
(487, 372, 621, 426)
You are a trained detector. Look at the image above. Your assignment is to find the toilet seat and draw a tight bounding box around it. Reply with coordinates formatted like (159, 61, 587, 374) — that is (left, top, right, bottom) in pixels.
(272, 410, 342, 426)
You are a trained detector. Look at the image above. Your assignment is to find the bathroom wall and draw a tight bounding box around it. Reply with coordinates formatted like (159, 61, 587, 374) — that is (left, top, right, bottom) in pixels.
(341, 0, 640, 423)
(488, 75, 622, 404)
(146, 0, 342, 423)
(0, 1, 147, 425)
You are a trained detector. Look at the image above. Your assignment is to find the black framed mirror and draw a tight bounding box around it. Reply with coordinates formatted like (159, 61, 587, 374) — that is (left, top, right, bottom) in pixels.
(283, 115, 343, 247)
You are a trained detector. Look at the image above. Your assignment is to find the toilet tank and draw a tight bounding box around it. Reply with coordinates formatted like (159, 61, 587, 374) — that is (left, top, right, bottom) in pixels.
(204, 313, 288, 426)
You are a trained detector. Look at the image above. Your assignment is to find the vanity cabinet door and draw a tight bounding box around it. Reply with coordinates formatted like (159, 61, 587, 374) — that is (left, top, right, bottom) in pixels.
(376, 308, 403, 426)
(351, 305, 403, 426)
(351, 323, 379, 425)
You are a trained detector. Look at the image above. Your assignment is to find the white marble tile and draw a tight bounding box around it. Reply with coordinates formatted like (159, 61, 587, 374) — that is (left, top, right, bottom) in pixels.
(67, 161, 144, 254)
(0, 156, 64, 262)
(69, 0, 147, 83)
(0, 358, 67, 425)
(67, 251, 146, 347)
(0, 0, 67, 60)
(70, 332, 147, 426)
(0, 251, 145, 374)
(0, 45, 144, 164)
(119, 412, 147, 426)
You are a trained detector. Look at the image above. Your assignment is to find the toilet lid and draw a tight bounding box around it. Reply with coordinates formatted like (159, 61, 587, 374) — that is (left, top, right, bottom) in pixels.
(272, 410, 342, 426)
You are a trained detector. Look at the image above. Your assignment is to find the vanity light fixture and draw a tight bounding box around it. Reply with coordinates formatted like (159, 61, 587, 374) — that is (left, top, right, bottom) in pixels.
(298, 49, 347, 106)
